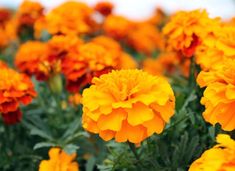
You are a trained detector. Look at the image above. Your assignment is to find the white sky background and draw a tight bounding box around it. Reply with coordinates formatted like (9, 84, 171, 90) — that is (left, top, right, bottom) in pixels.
(0, 0, 235, 20)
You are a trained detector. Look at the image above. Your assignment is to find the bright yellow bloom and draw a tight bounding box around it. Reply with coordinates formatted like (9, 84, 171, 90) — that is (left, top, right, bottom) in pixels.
(39, 148, 79, 171)
(82, 69, 175, 144)
(163, 10, 220, 58)
(197, 59, 235, 131)
(189, 134, 235, 171)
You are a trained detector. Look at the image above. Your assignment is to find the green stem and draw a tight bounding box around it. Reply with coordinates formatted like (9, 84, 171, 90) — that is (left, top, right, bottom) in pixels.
(188, 57, 196, 89)
(127, 141, 140, 160)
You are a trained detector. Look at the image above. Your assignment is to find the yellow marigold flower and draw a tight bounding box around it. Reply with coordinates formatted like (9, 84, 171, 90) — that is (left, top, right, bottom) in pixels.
(163, 10, 220, 58)
(35, 1, 93, 37)
(127, 23, 164, 55)
(189, 134, 235, 171)
(62, 42, 117, 92)
(94, 1, 113, 16)
(82, 69, 175, 144)
(103, 15, 134, 39)
(0, 61, 36, 124)
(197, 59, 235, 131)
(15, 41, 50, 80)
(39, 147, 79, 171)
(16, 0, 44, 27)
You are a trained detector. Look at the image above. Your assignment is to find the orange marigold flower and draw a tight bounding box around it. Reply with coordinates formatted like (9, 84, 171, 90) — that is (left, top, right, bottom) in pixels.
(197, 59, 235, 131)
(143, 52, 190, 77)
(62, 42, 116, 92)
(189, 134, 235, 171)
(69, 93, 82, 106)
(17, 0, 44, 27)
(196, 26, 235, 71)
(39, 147, 79, 171)
(117, 52, 137, 69)
(35, 1, 93, 37)
(94, 1, 113, 16)
(82, 69, 175, 144)
(92, 35, 122, 58)
(15, 41, 50, 80)
(0, 62, 36, 124)
(163, 10, 220, 58)
(127, 23, 164, 55)
(91, 36, 137, 69)
(103, 15, 134, 39)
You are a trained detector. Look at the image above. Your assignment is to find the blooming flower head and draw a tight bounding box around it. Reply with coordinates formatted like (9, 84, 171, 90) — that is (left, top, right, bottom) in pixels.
(195, 25, 235, 71)
(91, 36, 137, 69)
(197, 59, 235, 131)
(39, 147, 79, 171)
(103, 15, 134, 39)
(62, 42, 117, 92)
(17, 0, 44, 27)
(189, 134, 235, 171)
(0, 61, 36, 124)
(163, 10, 220, 58)
(35, 1, 93, 37)
(127, 23, 164, 55)
(94, 1, 113, 16)
(82, 69, 175, 144)
(15, 41, 50, 80)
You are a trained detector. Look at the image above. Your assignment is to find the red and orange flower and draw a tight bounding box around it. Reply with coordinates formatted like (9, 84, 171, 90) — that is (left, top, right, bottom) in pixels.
(0, 61, 36, 124)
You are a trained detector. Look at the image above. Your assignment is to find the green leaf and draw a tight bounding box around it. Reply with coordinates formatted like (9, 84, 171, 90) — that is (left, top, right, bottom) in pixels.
(63, 144, 79, 155)
(33, 142, 56, 150)
(86, 156, 96, 171)
(30, 129, 53, 141)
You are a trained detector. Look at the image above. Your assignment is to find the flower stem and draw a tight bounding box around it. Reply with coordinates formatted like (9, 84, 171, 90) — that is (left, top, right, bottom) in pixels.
(127, 141, 140, 160)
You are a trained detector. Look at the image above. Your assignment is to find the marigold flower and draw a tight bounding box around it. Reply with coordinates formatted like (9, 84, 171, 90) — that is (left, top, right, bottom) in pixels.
(196, 26, 235, 71)
(39, 147, 79, 171)
(15, 41, 50, 80)
(82, 69, 175, 144)
(69, 93, 82, 106)
(0, 8, 12, 24)
(163, 10, 220, 58)
(35, 1, 93, 37)
(94, 1, 113, 16)
(0, 62, 36, 124)
(117, 52, 137, 69)
(91, 35, 122, 58)
(16, 0, 44, 27)
(127, 23, 164, 55)
(62, 42, 117, 92)
(103, 15, 134, 39)
(143, 52, 189, 77)
(197, 59, 235, 131)
(189, 134, 235, 171)
(91, 36, 137, 69)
